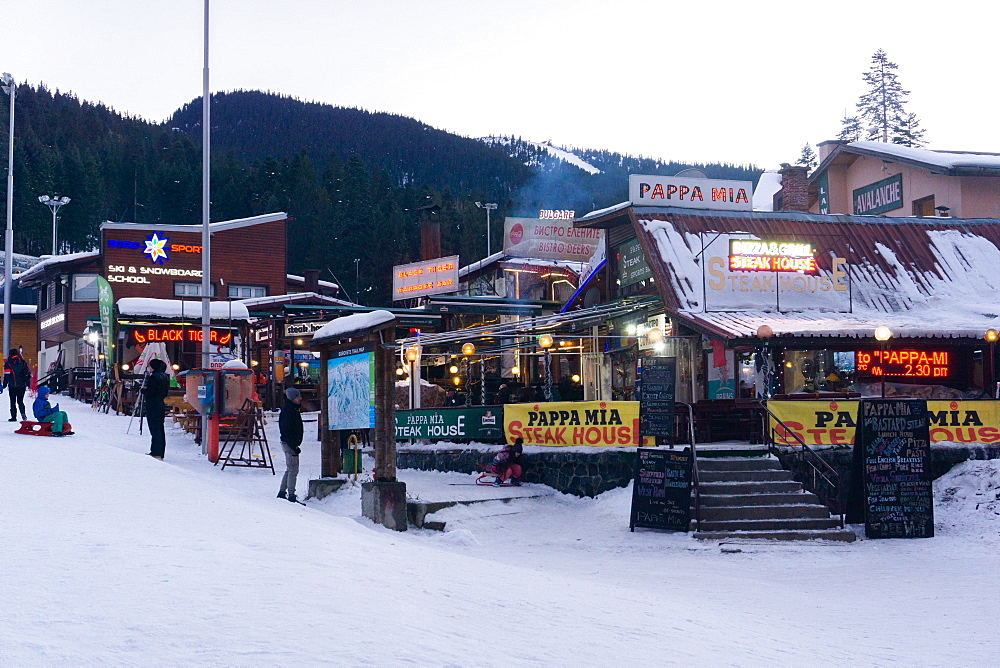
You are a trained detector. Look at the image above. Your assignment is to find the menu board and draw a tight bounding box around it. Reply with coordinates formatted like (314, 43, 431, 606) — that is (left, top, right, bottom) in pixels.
(639, 357, 676, 440)
(857, 399, 934, 539)
(629, 447, 692, 532)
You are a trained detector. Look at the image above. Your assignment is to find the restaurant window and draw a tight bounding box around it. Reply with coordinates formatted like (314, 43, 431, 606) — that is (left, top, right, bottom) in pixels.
(228, 284, 267, 299)
(72, 274, 100, 301)
(174, 282, 216, 297)
(783, 350, 855, 394)
(912, 195, 936, 217)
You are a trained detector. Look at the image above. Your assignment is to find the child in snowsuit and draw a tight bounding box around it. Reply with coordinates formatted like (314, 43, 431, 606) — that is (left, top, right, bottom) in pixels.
(491, 438, 524, 486)
(33, 386, 73, 436)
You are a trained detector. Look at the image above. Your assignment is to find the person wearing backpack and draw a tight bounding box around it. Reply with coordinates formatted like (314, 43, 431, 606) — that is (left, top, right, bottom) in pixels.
(4, 348, 32, 422)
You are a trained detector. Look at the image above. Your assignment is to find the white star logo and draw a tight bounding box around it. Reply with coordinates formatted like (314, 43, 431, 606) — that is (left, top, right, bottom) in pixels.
(144, 233, 169, 264)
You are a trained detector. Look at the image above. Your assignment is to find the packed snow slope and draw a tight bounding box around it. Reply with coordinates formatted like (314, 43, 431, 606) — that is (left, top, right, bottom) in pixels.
(1, 398, 998, 665)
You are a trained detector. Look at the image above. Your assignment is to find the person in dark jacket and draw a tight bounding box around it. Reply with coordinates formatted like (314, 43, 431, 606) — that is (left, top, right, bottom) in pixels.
(142, 358, 171, 459)
(278, 387, 304, 502)
(495, 383, 511, 405)
(4, 348, 31, 422)
(32, 385, 72, 435)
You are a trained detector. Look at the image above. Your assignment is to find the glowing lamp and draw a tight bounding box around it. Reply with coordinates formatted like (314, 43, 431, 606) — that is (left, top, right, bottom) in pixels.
(395, 367, 404, 376)
(452, 376, 461, 386)
(449, 365, 459, 374)
(986, 329, 999, 343)
(646, 327, 663, 343)
(171, 364, 180, 371)
(405, 345, 419, 362)
(756, 325, 774, 339)
(511, 365, 520, 375)
(571, 374, 581, 383)
(295, 339, 304, 346)
(874, 326, 892, 342)
(121, 364, 130, 371)
(538, 333, 554, 349)
(462, 342, 476, 356)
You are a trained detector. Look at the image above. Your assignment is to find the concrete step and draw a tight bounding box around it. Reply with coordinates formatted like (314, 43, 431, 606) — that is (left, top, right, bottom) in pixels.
(693, 529, 856, 542)
(699, 504, 832, 522)
(699, 480, 804, 495)
(696, 517, 843, 532)
(697, 458, 781, 472)
(698, 469, 796, 483)
(698, 491, 821, 507)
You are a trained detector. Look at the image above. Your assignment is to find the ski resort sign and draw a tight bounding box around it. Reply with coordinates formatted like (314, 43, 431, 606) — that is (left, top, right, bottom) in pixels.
(629, 174, 753, 211)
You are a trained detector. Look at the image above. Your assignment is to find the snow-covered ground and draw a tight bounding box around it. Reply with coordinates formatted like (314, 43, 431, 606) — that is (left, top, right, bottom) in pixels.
(2, 396, 998, 665)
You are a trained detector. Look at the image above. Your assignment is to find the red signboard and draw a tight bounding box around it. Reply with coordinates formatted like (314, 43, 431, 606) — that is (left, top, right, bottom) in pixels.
(128, 326, 234, 347)
(856, 350, 951, 379)
(728, 239, 817, 273)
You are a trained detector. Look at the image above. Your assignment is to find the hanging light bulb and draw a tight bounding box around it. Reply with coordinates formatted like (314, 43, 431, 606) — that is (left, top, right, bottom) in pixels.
(462, 342, 475, 356)
(538, 333, 554, 348)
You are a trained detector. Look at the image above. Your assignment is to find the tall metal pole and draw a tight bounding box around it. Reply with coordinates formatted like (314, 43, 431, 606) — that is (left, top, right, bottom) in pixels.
(200, 0, 212, 453)
(2, 74, 15, 359)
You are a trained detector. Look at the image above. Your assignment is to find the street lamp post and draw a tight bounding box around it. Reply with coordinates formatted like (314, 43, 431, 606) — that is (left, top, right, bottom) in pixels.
(874, 326, 892, 398)
(38, 195, 71, 255)
(462, 342, 475, 407)
(475, 202, 497, 257)
(2, 73, 15, 359)
(985, 329, 998, 398)
(538, 333, 554, 401)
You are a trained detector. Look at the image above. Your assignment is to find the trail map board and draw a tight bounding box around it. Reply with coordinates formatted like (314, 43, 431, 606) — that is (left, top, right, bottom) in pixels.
(629, 447, 693, 532)
(857, 399, 934, 539)
(639, 357, 676, 440)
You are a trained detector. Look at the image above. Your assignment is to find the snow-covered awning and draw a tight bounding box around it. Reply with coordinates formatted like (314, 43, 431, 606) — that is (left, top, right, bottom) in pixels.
(310, 310, 396, 345)
(16, 250, 100, 283)
(116, 298, 250, 322)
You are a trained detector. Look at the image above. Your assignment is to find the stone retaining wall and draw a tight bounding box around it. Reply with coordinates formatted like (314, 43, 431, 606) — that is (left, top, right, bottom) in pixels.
(396, 448, 636, 497)
(397, 444, 1000, 498)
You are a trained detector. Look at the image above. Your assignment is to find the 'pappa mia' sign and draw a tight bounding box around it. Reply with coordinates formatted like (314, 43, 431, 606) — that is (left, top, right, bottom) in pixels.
(504, 401, 654, 447)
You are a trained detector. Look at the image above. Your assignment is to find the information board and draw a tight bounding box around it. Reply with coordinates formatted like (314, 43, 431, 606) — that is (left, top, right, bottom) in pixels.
(639, 357, 676, 440)
(395, 407, 503, 440)
(629, 447, 693, 532)
(857, 399, 934, 539)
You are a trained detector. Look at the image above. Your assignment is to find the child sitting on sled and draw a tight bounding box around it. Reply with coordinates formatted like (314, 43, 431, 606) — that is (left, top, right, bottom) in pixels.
(33, 385, 73, 436)
(491, 438, 524, 486)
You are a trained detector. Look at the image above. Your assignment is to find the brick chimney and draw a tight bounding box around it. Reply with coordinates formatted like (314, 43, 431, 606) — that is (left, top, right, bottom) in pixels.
(774, 164, 811, 212)
(303, 269, 320, 293)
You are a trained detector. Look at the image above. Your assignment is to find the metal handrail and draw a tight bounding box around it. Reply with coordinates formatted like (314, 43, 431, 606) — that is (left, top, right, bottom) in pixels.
(677, 401, 700, 531)
(759, 402, 845, 527)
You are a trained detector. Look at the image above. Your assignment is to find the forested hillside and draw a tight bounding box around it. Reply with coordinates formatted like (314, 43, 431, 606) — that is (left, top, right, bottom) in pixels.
(1, 86, 763, 305)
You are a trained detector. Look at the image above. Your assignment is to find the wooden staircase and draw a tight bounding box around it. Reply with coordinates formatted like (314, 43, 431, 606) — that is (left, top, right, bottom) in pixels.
(693, 457, 855, 542)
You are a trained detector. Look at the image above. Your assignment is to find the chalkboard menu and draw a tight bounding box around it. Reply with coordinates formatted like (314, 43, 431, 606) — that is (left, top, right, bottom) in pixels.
(857, 399, 934, 539)
(629, 447, 692, 532)
(639, 357, 676, 440)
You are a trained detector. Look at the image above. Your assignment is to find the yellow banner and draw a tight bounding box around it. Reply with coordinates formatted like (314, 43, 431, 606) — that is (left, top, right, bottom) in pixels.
(768, 400, 1000, 446)
(504, 401, 655, 447)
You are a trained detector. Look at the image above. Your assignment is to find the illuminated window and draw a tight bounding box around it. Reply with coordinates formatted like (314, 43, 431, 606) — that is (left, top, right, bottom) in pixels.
(228, 284, 267, 299)
(174, 282, 216, 297)
(72, 274, 99, 301)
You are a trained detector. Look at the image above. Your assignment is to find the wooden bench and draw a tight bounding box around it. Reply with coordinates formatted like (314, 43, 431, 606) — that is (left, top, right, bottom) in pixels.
(15, 420, 74, 436)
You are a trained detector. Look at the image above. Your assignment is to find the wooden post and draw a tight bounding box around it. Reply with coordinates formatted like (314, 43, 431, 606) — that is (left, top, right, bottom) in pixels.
(318, 346, 341, 477)
(373, 330, 396, 481)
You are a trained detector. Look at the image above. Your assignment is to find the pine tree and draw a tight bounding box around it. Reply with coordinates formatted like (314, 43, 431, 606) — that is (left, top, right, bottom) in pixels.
(796, 143, 817, 170)
(891, 112, 927, 148)
(838, 115, 862, 142)
(854, 49, 925, 145)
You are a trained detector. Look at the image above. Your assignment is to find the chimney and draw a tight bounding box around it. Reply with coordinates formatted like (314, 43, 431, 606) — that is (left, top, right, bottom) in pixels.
(303, 269, 320, 293)
(418, 204, 442, 261)
(817, 140, 844, 162)
(774, 164, 811, 212)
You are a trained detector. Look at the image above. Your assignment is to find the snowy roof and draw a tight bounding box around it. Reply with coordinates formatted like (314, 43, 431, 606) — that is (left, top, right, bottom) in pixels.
(459, 253, 586, 278)
(576, 201, 631, 223)
(2, 305, 37, 316)
(101, 212, 287, 235)
(814, 141, 1000, 180)
(751, 171, 782, 212)
(286, 273, 339, 290)
(16, 250, 100, 283)
(631, 207, 1000, 339)
(238, 292, 357, 309)
(116, 298, 250, 321)
(310, 310, 396, 345)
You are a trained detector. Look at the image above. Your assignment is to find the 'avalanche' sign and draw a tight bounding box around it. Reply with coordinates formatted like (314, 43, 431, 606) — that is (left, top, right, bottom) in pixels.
(629, 174, 753, 211)
(853, 174, 903, 215)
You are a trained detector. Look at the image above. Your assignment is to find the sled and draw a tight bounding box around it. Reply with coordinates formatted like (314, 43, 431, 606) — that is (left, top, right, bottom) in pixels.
(15, 420, 74, 436)
(475, 471, 521, 486)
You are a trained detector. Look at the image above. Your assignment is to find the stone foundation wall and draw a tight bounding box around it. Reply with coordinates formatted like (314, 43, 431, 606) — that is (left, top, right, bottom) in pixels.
(396, 448, 636, 497)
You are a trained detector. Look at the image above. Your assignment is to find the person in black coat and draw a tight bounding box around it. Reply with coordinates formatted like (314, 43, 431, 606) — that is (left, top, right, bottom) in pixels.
(3, 348, 31, 422)
(142, 358, 171, 459)
(278, 387, 304, 503)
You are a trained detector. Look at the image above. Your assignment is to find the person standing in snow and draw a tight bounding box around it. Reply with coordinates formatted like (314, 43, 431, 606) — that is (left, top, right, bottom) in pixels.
(142, 359, 170, 459)
(490, 438, 524, 486)
(32, 386, 73, 436)
(278, 387, 304, 503)
(4, 348, 31, 422)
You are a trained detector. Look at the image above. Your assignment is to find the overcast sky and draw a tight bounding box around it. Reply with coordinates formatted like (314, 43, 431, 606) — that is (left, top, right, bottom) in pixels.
(3, 0, 997, 170)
